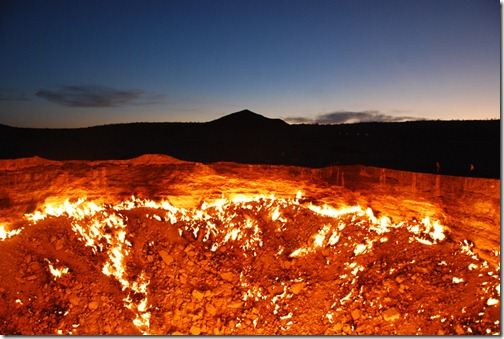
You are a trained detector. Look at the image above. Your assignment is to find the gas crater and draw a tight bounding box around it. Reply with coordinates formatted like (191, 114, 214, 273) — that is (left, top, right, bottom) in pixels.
(0, 154, 499, 335)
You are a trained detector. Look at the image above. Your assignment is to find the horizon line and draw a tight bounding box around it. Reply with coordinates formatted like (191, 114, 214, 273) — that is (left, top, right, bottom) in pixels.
(0, 117, 500, 130)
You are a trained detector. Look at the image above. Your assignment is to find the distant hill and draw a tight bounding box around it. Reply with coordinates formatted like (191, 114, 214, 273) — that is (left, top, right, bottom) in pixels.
(208, 109, 289, 130)
(0, 110, 499, 178)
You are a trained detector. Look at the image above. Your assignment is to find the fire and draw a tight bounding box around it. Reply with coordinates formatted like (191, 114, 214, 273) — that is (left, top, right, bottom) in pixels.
(487, 298, 499, 306)
(0, 223, 22, 241)
(25, 198, 104, 223)
(123, 272, 151, 334)
(24, 197, 153, 334)
(45, 259, 70, 279)
(19, 193, 450, 333)
(0, 190, 496, 335)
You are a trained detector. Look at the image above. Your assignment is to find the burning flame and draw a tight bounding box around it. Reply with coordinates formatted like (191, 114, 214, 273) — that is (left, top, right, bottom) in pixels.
(45, 259, 69, 279)
(0, 223, 23, 241)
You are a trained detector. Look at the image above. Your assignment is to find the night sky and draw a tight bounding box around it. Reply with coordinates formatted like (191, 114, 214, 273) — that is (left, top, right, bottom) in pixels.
(0, 0, 500, 128)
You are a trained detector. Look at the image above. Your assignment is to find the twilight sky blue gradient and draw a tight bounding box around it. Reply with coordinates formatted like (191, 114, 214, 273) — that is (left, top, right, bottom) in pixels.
(0, 0, 500, 127)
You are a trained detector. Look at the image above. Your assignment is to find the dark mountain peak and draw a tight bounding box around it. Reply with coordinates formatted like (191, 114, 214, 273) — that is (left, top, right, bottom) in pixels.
(232, 109, 259, 117)
(209, 109, 288, 128)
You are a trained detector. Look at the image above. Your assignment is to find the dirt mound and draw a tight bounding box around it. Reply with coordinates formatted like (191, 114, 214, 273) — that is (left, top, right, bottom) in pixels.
(98, 154, 190, 166)
(129, 154, 190, 165)
(0, 156, 61, 170)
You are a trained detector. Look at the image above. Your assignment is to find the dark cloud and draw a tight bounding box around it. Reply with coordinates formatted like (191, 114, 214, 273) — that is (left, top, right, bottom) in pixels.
(285, 110, 424, 124)
(35, 85, 144, 107)
(145, 93, 167, 103)
(283, 116, 313, 124)
(0, 90, 29, 101)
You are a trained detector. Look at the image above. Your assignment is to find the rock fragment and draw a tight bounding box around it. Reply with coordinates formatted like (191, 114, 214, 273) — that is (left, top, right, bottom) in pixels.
(395, 275, 406, 283)
(88, 301, 99, 311)
(70, 296, 81, 306)
(55, 239, 64, 250)
(321, 248, 331, 257)
(351, 309, 361, 321)
(291, 282, 305, 294)
(333, 323, 342, 332)
(382, 308, 400, 321)
(220, 272, 234, 282)
(205, 303, 217, 315)
(270, 285, 284, 295)
(159, 250, 174, 266)
(455, 324, 465, 335)
(192, 290, 204, 300)
(190, 326, 201, 335)
(227, 301, 243, 309)
(29, 262, 41, 271)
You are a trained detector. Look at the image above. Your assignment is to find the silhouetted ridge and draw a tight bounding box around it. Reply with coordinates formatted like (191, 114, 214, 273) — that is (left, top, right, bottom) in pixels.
(0, 110, 498, 178)
(208, 109, 288, 129)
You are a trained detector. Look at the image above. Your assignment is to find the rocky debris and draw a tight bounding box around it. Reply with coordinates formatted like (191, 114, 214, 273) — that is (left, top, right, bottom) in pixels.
(1, 206, 500, 335)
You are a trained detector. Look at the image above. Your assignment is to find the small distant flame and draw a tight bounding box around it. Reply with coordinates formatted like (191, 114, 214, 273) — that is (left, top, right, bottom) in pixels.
(296, 190, 302, 200)
(452, 277, 464, 284)
(45, 259, 69, 279)
(487, 298, 499, 306)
